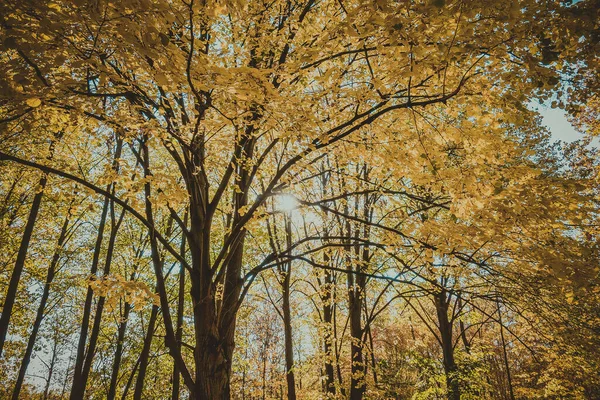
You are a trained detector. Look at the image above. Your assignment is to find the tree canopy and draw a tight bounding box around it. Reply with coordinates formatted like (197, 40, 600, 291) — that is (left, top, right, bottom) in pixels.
(0, 0, 599, 399)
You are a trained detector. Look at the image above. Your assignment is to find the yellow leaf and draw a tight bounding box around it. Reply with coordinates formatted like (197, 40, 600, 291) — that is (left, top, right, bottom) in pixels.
(26, 98, 42, 108)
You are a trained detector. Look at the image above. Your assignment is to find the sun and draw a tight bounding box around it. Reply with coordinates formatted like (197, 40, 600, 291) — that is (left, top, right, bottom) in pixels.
(275, 194, 298, 212)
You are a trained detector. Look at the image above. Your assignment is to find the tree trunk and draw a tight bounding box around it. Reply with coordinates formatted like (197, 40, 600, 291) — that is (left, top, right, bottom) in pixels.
(12, 210, 70, 400)
(133, 304, 159, 400)
(282, 215, 297, 400)
(366, 324, 378, 385)
(108, 244, 143, 400)
(283, 270, 296, 400)
(348, 182, 371, 400)
(120, 355, 141, 400)
(107, 298, 132, 400)
(321, 257, 336, 397)
(435, 290, 460, 400)
(0, 174, 46, 358)
(72, 138, 123, 399)
(497, 298, 515, 400)
(80, 207, 124, 392)
(43, 323, 61, 400)
(172, 214, 187, 400)
(70, 194, 110, 400)
(348, 276, 365, 400)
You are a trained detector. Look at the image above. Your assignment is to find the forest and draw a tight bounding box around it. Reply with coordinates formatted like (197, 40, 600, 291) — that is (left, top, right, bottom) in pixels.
(0, 0, 599, 399)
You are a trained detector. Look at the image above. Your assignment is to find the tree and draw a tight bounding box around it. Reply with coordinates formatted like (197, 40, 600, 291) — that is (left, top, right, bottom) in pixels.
(1, 0, 599, 399)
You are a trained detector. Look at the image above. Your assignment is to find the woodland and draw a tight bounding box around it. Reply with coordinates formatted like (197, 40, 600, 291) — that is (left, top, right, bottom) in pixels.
(0, 0, 599, 399)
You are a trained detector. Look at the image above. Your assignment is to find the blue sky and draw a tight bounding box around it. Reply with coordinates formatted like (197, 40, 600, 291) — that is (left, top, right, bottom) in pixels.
(537, 105, 583, 143)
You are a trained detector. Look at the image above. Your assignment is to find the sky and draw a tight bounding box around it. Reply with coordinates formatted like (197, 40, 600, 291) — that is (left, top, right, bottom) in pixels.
(536, 104, 583, 143)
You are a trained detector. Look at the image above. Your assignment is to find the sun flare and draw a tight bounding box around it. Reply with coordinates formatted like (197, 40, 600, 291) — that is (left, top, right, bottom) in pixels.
(275, 194, 298, 212)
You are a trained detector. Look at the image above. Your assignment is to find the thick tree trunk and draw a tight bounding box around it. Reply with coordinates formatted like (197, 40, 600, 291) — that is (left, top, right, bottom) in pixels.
(435, 290, 460, 400)
(0, 174, 46, 358)
(12, 210, 70, 400)
(190, 258, 238, 400)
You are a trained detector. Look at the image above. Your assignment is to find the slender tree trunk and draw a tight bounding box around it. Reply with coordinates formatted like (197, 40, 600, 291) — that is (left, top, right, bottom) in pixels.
(70, 194, 110, 400)
(172, 213, 187, 400)
(283, 270, 296, 400)
(497, 298, 515, 400)
(348, 183, 370, 400)
(366, 324, 378, 385)
(282, 215, 297, 400)
(334, 303, 344, 394)
(61, 350, 74, 399)
(71, 138, 123, 399)
(43, 321, 61, 400)
(321, 259, 336, 397)
(79, 139, 124, 391)
(107, 243, 144, 400)
(12, 210, 70, 399)
(80, 207, 124, 390)
(0, 174, 46, 358)
(457, 297, 471, 354)
(140, 139, 199, 399)
(435, 290, 460, 400)
(133, 304, 159, 400)
(107, 298, 132, 400)
(120, 355, 141, 400)
(262, 344, 267, 400)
